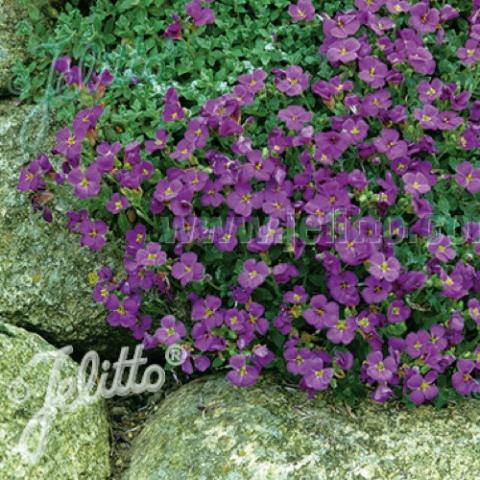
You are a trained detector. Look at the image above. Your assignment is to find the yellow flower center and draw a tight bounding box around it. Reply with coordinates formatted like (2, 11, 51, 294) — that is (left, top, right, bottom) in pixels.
(336, 320, 346, 331)
(420, 381, 430, 392)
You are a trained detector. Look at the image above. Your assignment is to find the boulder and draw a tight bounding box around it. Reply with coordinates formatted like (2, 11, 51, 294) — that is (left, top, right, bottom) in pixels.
(124, 374, 480, 480)
(0, 100, 129, 357)
(0, 1, 65, 94)
(0, 322, 110, 479)
(0, 1, 30, 94)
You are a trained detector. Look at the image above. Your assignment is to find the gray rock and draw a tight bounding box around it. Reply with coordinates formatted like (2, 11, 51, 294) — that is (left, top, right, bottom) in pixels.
(0, 0, 29, 94)
(0, 100, 130, 356)
(124, 375, 480, 480)
(0, 322, 110, 479)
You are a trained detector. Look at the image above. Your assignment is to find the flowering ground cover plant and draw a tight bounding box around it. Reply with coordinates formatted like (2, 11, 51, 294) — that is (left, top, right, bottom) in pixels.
(18, 0, 480, 406)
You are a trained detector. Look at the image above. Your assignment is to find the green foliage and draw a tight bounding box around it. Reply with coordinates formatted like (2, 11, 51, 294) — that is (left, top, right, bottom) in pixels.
(14, 0, 325, 137)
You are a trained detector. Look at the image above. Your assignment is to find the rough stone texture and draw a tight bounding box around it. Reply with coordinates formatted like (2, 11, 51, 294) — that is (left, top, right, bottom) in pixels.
(0, 0, 29, 94)
(124, 375, 480, 480)
(0, 100, 130, 356)
(0, 322, 110, 479)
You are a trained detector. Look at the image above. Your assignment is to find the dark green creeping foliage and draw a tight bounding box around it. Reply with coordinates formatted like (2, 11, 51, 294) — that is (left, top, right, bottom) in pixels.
(14, 0, 324, 137)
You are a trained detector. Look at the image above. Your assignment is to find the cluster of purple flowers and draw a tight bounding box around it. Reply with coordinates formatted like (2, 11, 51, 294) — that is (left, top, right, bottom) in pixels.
(164, 0, 215, 39)
(53, 56, 113, 92)
(18, 1, 480, 405)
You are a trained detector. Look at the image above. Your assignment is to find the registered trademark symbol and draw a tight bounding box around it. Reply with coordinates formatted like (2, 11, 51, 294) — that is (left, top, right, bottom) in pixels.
(165, 344, 187, 366)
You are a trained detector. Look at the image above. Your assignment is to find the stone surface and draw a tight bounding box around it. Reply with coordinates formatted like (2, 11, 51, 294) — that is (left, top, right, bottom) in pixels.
(0, 0, 29, 94)
(0, 100, 129, 356)
(124, 374, 480, 480)
(0, 321, 110, 479)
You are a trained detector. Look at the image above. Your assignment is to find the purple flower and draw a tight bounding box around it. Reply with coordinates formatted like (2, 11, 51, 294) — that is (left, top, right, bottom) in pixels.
(54, 127, 83, 161)
(428, 235, 456, 262)
(278, 105, 312, 131)
(136, 242, 167, 267)
(325, 315, 357, 345)
(403, 172, 431, 195)
(414, 105, 440, 130)
(272, 263, 299, 284)
(252, 344, 274, 368)
(170, 139, 194, 161)
(407, 45, 436, 75)
(368, 252, 401, 282)
(362, 275, 391, 304)
(171, 252, 205, 286)
(457, 40, 480, 65)
(417, 79, 442, 103)
(238, 259, 269, 290)
(284, 346, 311, 374)
(288, 0, 315, 22)
(327, 271, 360, 306)
(335, 351, 354, 370)
(154, 178, 183, 202)
(341, 118, 369, 143)
(237, 69, 267, 94)
(106, 295, 140, 328)
(386, 0, 410, 14)
(326, 38, 361, 64)
(409, 3, 439, 34)
(79, 219, 107, 251)
(468, 298, 480, 325)
(192, 295, 222, 322)
(303, 295, 339, 330)
(125, 224, 147, 255)
(405, 330, 430, 358)
(358, 56, 388, 89)
(226, 184, 263, 217)
(366, 351, 397, 382)
(226, 355, 259, 387)
(106, 193, 129, 214)
(274, 65, 310, 96)
(373, 128, 407, 161)
(186, 0, 215, 26)
(17, 155, 50, 192)
(458, 129, 479, 150)
(371, 385, 394, 403)
(163, 88, 184, 122)
(361, 89, 391, 116)
(455, 162, 480, 194)
(324, 13, 360, 38)
(72, 106, 103, 136)
(164, 14, 182, 40)
(452, 360, 479, 396)
(145, 129, 168, 153)
(387, 300, 411, 323)
(355, 0, 383, 13)
(301, 358, 334, 391)
(68, 166, 101, 199)
(407, 372, 439, 405)
(283, 285, 309, 304)
(154, 315, 186, 346)
(436, 111, 463, 131)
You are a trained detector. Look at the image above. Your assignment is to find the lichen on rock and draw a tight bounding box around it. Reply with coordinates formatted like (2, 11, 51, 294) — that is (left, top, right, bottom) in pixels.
(0, 321, 111, 479)
(0, 0, 30, 94)
(124, 374, 480, 480)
